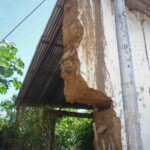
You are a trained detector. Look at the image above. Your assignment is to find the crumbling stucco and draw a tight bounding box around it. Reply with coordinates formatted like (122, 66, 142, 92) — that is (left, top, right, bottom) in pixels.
(61, 0, 122, 149)
(93, 109, 122, 150)
(60, 0, 150, 149)
(61, 0, 112, 107)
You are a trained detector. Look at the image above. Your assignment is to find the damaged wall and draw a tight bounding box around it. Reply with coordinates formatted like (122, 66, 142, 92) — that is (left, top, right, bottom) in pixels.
(101, 0, 150, 149)
(93, 109, 122, 150)
(61, 0, 122, 149)
(127, 10, 150, 150)
(61, 0, 150, 149)
(61, 0, 112, 107)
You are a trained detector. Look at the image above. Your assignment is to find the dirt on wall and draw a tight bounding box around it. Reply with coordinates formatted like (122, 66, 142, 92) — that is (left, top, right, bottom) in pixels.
(61, 0, 122, 149)
(93, 109, 122, 150)
(61, 0, 111, 107)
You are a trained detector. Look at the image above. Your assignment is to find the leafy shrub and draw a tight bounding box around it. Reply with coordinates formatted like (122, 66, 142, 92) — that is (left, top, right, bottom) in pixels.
(55, 116, 94, 150)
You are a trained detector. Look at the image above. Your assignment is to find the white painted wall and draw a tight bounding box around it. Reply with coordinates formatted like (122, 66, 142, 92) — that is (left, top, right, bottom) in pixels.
(101, 0, 150, 149)
(78, 0, 150, 150)
(100, 0, 127, 149)
(76, 0, 150, 149)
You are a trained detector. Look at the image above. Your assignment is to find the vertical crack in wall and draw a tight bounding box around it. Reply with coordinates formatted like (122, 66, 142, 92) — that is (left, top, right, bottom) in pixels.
(61, 0, 111, 107)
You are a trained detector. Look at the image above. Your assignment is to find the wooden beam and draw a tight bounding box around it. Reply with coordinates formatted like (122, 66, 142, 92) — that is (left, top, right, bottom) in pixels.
(19, 100, 92, 109)
(48, 109, 93, 118)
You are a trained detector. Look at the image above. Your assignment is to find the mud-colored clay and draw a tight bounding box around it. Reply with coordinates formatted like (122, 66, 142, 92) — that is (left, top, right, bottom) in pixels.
(61, 0, 122, 149)
(93, 109, 122, 150)
(61, 0, 112, 107)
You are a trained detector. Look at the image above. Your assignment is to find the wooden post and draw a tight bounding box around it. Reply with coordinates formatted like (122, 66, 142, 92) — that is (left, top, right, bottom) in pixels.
(49, 117, 56, 150)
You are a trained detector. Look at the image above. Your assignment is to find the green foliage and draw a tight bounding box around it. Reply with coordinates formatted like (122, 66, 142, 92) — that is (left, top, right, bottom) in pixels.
(13, 107, 50, 150)
(0, 96, 18, 150)
(0, 99, 94, 150)
(55, 115, 94, 150)
(0, 98, 51, 150)
(0, 41, 94, 150)
(0, 42, 24, 94)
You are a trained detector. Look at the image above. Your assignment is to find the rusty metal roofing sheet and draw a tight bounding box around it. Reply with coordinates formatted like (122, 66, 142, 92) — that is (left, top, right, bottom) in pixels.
(16, 0, 150, 109)
(16, 0, 92, 109)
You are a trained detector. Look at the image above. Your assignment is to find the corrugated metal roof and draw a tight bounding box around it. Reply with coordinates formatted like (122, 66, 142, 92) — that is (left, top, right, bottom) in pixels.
(16, 0, 149, 110)
(16, 0, 92, 109)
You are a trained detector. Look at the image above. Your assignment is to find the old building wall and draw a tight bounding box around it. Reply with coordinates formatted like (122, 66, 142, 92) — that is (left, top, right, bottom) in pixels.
(101, 0, 150, 149)
(61, 0, 122, 149)
(100, 0, 127, 149)
(61, 0, 150, 149)
(77, 0, 122, 149)
(127, 10, 150, 149)
(61, 0, 112, 106)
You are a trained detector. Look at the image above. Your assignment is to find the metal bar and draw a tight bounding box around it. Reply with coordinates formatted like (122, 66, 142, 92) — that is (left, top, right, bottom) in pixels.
(114, 0, 143, 149)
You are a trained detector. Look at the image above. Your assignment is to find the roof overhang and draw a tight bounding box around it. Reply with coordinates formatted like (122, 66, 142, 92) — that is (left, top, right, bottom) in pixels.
(16, 0, 150, 109)
(16, 0, 92, 109)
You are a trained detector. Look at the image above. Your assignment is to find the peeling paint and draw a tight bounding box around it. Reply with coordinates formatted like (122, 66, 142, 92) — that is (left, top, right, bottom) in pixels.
(61, 0, 150, 149)
(101, 0, 150, 149)
(127, 9, 150, 150)
(61, 0, 122, 149)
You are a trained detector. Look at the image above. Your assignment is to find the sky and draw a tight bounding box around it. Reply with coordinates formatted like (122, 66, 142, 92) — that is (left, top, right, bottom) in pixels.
(0, 0, 57, 101)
